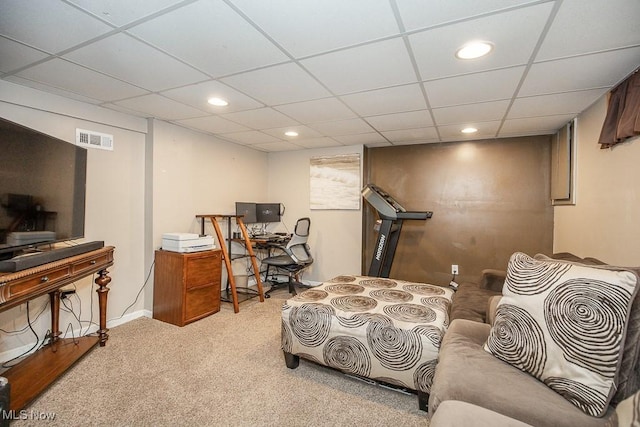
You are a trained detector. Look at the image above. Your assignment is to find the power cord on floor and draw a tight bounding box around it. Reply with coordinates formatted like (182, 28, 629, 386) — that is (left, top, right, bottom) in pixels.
(117, 260, 155, 319)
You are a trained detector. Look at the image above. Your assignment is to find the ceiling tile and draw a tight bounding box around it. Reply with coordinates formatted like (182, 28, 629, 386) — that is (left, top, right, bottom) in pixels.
(176, 115, 251, 134)
(396, 0, 543, 30)
(64, 33, 208, 91)
(113, 94, 205, 120)
(521, 47, 640, 96)
(252, 141, 304, 152)
(230, 0, 400, 57)
(366, 110, 433, 131)
(499, 114, 576, 135)
(341, 84, 427, 116)
(69, 0, 185, 27)
(409, 3, 553, 80)
(161, 80, 263, 113)
(218, 130, 281, 145)
(309, 118, 374, 136)
(221, 63, 331, 105)
(301, 38, 417, 94)
(380, 127, 439, 142)
(536, 0, 640, 61)
(127, 1, 288, 77)
(5, 75, 104, 104)
(0, 1, 112, 53)
(293, 137, 342, 149)
(509, 89, 608, 119)
(432, 100, 510, 125)
(0, 37, 50, 73)
(438, 121, 501, 140)
(220, 107, 299, 129)
(15, 58, 149, 101)
(261, 125, 322, 140)
(425, 67, 525, 107)
(334, 132, 388, 145)
(274, 98, 357, 124)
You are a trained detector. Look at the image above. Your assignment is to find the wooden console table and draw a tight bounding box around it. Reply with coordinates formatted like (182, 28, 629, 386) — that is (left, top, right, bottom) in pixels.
(0, 246, 114, 411)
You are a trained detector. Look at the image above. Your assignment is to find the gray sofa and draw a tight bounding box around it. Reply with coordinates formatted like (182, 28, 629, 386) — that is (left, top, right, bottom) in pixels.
(429, 253, 640, 427)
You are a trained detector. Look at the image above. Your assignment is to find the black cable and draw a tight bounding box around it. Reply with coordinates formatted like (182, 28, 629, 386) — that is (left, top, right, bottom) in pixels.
(1, 301, 42, 368)
(0, 299, 49, 335)
(118, 260, 155, 319)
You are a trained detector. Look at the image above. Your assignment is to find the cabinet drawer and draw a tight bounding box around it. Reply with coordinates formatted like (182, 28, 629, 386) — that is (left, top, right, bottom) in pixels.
(7, 266, 70, 299)
(185, 286, 220, 323)
(185, 254, 220, 289)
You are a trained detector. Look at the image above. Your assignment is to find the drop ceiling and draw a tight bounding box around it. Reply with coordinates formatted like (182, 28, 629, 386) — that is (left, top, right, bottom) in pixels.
(1, 0, 638, 152)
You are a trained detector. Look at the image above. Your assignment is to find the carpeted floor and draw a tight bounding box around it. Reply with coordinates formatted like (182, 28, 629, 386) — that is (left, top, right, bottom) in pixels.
(21, 289, 430, 426)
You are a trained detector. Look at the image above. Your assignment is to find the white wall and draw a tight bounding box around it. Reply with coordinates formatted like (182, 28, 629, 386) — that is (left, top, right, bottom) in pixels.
(0, 81, 147, 356)
(148, 119, 268, 308)
(554, 95, 640, 266)
(267, 146, 364, 282)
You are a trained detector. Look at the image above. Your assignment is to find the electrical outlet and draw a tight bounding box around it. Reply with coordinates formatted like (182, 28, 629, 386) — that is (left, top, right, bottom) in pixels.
(451, 264, 459, 275)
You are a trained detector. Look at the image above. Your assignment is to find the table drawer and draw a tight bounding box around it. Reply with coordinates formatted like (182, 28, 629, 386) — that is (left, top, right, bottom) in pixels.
(71, 253, 111, 275)
(7, 266, 70, 299)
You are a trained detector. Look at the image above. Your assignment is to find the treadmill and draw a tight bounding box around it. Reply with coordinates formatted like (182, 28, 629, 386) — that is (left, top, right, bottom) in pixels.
(362, 184, 433, 278)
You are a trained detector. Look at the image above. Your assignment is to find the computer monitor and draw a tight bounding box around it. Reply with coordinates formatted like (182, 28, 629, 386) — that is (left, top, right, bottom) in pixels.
(235, 202, 257, 223)
(256, 203, 281, 223)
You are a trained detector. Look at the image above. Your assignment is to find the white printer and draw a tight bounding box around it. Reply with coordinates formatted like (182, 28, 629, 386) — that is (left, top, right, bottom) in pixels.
(161, 233, 215, 253)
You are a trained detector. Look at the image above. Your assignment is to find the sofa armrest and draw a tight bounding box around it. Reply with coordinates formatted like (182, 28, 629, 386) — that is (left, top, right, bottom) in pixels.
(479, 269, 507, 292)
(486, 295, 502, 325)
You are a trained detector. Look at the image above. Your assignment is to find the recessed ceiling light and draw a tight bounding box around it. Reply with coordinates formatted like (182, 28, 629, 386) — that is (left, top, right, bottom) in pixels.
(461, 127, 478, 134)
(455, 41, 493, 60)
(207, 97, 228, 107)
(284, 131, 298, 137)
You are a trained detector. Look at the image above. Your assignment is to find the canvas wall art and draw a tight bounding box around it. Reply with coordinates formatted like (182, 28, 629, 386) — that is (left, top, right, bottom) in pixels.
(310, 153, 361, 210)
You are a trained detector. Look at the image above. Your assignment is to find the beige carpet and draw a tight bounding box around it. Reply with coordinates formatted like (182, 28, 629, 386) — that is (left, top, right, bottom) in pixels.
(22, 289, 430, 426)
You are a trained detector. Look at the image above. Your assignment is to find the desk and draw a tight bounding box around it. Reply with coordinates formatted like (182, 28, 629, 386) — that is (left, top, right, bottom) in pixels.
(0, 246, 114, 411)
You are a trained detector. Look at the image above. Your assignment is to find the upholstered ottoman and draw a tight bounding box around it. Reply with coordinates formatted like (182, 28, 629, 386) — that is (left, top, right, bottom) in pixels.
(281, 275, 453, 409)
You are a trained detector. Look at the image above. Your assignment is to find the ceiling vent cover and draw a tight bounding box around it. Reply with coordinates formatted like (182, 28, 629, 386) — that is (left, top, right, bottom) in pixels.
(75, 128, 113, 151)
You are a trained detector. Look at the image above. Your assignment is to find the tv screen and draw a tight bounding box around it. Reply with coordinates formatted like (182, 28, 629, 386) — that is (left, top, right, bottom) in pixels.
(0, 118, 87, 257)
(235, 202, 257, 224)
(256, 203, 281, 223)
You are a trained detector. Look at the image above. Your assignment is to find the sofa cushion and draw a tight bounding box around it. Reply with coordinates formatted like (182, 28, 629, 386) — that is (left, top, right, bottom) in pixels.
(450, 282, 500, 323)
(430, 319, 616, 427)
(484, 252, 639, 417)
(430, 400, 533, 427)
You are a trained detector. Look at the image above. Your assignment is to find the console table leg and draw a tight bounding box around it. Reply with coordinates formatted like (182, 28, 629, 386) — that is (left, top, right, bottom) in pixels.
(95, 269, 111, 346)
(49, 290, 61, 343)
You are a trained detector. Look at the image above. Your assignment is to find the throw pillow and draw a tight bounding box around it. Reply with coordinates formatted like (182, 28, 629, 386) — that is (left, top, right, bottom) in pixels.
(535, 254, 640, 405)
(484, 252, 639, 417)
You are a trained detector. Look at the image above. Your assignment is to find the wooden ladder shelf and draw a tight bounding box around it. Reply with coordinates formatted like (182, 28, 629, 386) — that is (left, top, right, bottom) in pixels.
(196, 214, 265, 313)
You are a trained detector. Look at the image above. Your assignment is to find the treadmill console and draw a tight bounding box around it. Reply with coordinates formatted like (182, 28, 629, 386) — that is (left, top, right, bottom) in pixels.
(362, 184, 432, 220)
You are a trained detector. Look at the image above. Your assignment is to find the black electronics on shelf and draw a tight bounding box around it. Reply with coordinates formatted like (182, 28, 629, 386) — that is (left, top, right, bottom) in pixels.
(362, 184, 432, 278)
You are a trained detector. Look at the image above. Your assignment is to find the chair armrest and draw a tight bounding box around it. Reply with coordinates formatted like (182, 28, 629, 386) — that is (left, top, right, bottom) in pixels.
(479, 269, 507, 292)
(486, 295, 502, 325)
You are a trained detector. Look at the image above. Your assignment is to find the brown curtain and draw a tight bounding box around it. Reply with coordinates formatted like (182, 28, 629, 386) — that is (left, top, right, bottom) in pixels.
(599, 70, 640, 149)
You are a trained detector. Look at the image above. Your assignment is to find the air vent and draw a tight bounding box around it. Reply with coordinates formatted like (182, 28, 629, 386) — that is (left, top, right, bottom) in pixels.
(75, 129, 114, 151)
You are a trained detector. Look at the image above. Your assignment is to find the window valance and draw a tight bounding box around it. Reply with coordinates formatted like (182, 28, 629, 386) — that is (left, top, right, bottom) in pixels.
(598, 69, 640, 149)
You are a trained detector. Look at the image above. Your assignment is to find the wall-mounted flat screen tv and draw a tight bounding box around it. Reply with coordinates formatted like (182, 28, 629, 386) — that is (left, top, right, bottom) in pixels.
(0, 118, 87, 258)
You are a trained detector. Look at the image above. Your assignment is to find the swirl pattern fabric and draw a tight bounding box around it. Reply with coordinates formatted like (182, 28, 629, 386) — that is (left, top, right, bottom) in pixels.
(484, 252, 639, 417)
(282, 275, 453, 393)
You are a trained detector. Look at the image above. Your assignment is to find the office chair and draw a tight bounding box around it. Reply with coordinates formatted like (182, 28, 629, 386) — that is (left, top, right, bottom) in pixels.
(263, 217, 313, 298)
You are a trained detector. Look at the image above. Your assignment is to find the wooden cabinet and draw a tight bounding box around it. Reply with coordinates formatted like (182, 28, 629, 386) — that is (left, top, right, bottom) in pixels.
(153, 249, 221, 326)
